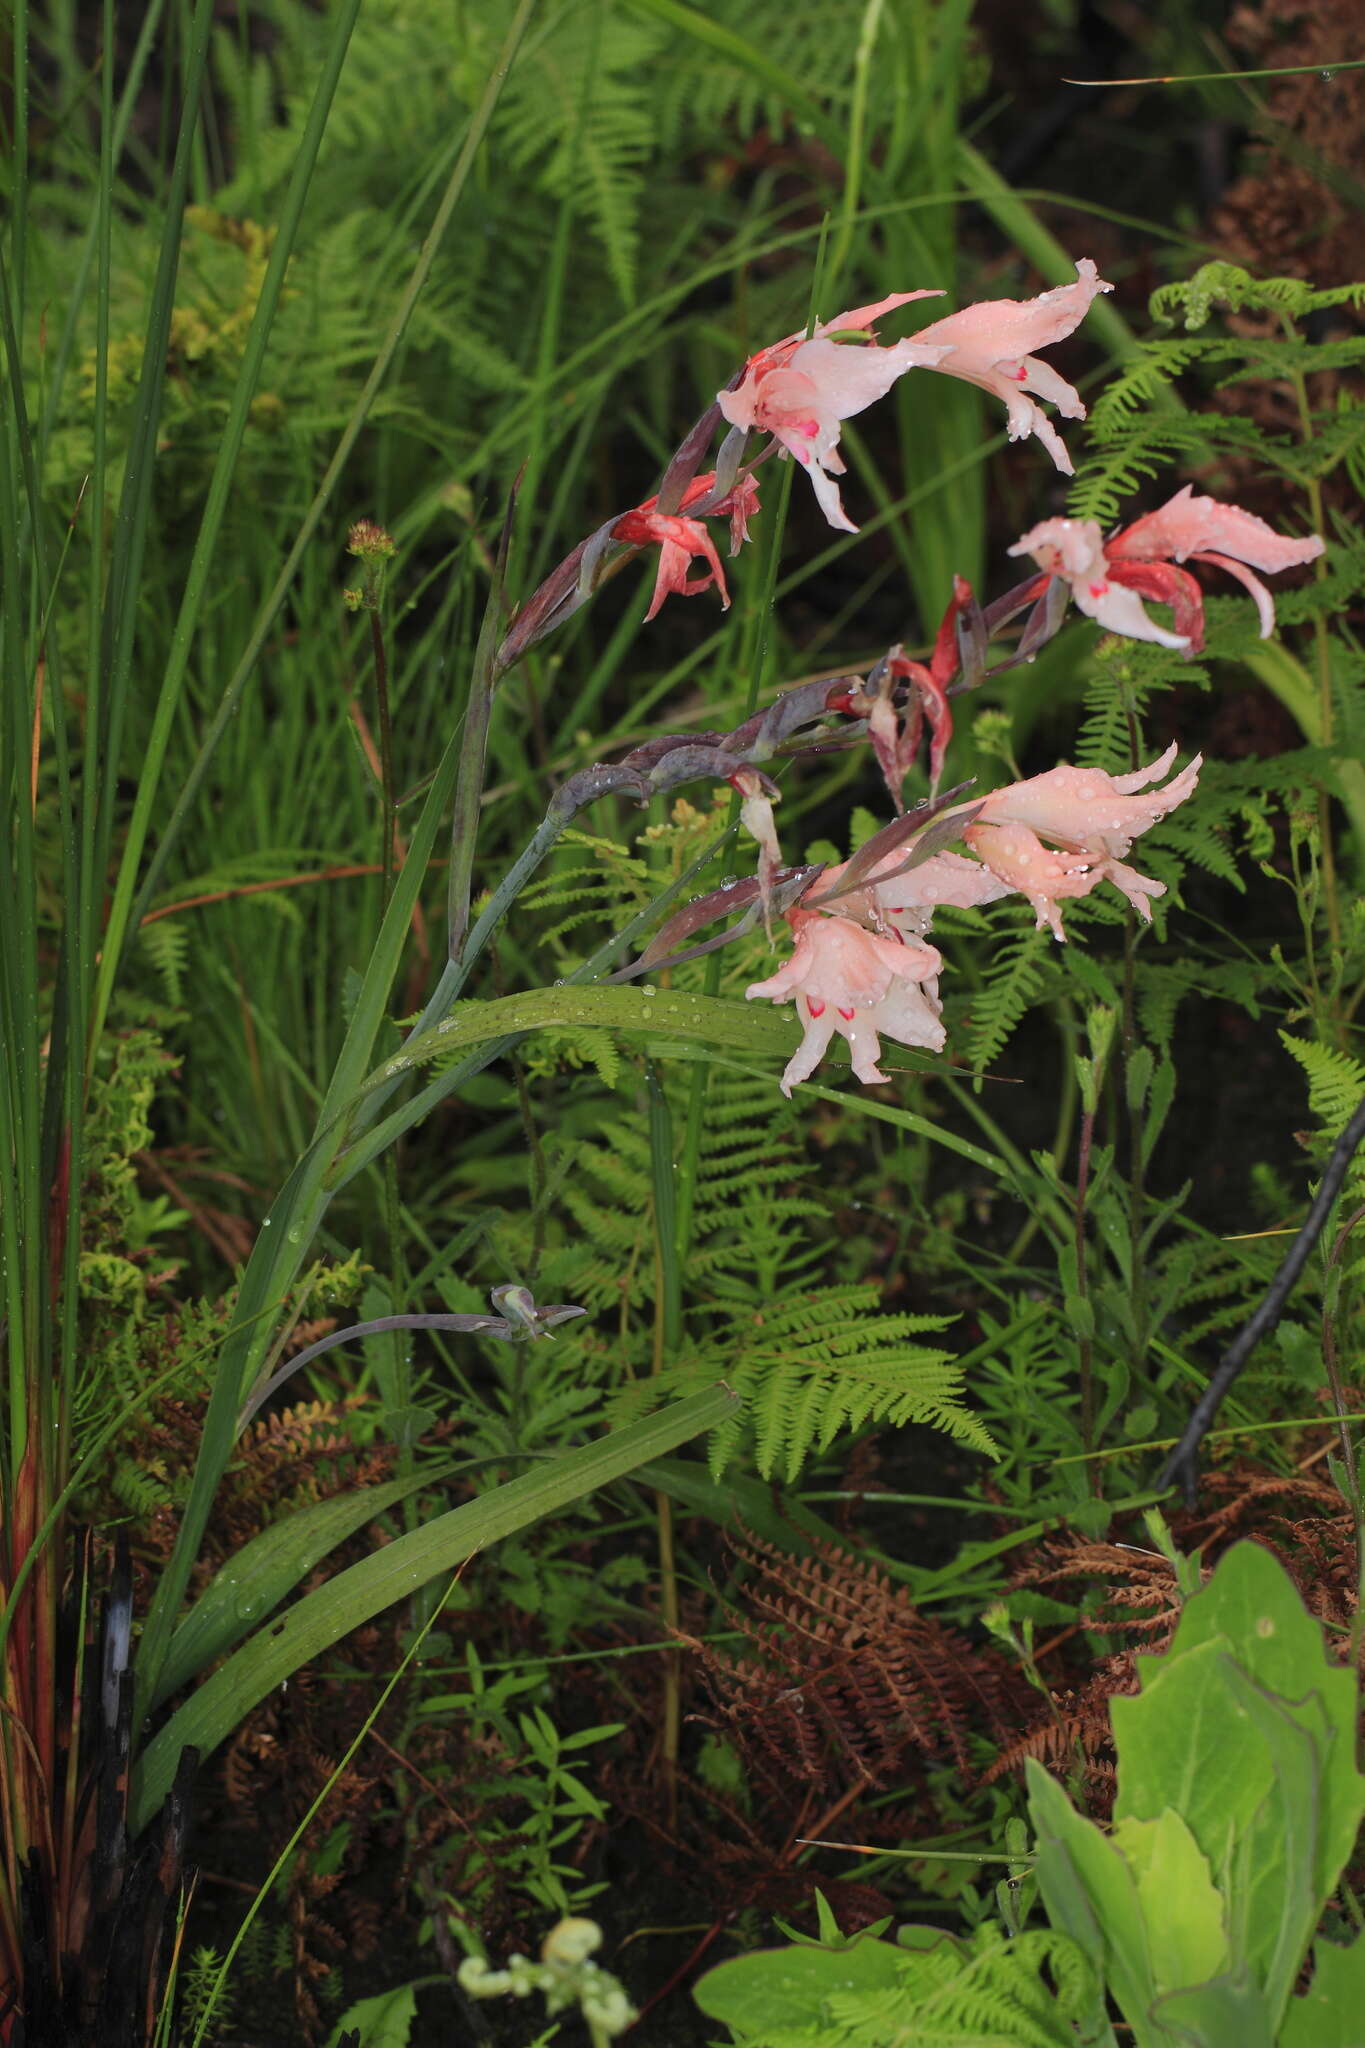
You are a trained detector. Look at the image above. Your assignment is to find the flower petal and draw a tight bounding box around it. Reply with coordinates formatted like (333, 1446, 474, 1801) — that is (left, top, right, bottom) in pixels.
(1190, 550, 1277, 638)
(917, 258, 1112, 360)
(1108, 484, 1325, 573)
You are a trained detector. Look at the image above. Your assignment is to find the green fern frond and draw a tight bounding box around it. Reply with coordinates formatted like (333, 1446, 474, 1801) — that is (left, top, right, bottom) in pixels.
(522, 1025, 624, 1088)
(1150, 262, 1365, 331)
(1083, 339, 1210, 428)
(1280, 1035, 1365, 1194)
(966, 924, 1052, 1075)
(700, 1287, 992, 1482)
(1072, 642, 1206, 771)
(140, 918, 190, 1007)
(1067, 415, 1270, 526)
(501, 1, 664, 307)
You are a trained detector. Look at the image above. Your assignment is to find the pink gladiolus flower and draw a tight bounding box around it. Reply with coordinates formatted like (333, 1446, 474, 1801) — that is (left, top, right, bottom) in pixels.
(612, 471, 761, 622)
(1011, 488, 1325, 651)
(963, 822, 1164, 940)
(962, 744, 1202, 939)
(818, 848, 1010, 939)
(911, 260, 1112, 474)
(717, 293, 950, 533)
(612, 507, 728, 621)
(868, 849, 1013, 938)
(746, 909, 944, 1095)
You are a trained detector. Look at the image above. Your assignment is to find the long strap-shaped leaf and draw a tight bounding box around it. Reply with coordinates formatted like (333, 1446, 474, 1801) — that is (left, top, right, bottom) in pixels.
(131, 1385, 738, 1832)
(126, 0, 541, 941)
(89, 0, 367, 1047)
(150, 1465, 460, 1712)
(132, 8, 539, 1724)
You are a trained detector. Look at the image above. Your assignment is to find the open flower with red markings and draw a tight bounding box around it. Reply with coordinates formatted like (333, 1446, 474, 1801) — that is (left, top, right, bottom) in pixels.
(1010, 487, 1325, 651)
(717, 292, 950, 532)
(960, 744, 1202, 940)
(911, 259, 1112, 474)
(745, 909, 944, 1096)
(611, 471, 761, 622)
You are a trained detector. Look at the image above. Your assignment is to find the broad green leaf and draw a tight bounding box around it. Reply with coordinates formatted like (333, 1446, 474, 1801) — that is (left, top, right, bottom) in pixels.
(1109, 1810, 1227, 1997)
(1111, 1643, 1279, 1878)
(1133, 1540, 1365, 1908)
(1212, 1663, 1328, 2026)
(1112, 1645, 1319, 2015)
(131, 1386, 737, 1832)
(1152, 1543, 1344, 1721)
(1280, 1936, 1365, 2048)
(323, 1983, 418, 2048)
(1027, 1762, 1163, 2044)
(1149, 1970, 1274, 2048)
(694, 1934, 914, 2037)
(151, 1466, 458, 1711)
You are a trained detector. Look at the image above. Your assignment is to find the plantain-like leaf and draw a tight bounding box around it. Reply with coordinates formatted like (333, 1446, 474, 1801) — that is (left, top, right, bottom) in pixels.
(131, 1384, 738, 1832)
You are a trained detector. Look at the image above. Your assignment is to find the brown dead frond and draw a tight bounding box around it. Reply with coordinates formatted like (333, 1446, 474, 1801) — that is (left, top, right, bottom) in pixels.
(690, 1532, 1025, 1795)
(983, 1653, 1139, 1808)
(1013, 1536, 1186, 1642)
(1180, 1462, 1360, 1638)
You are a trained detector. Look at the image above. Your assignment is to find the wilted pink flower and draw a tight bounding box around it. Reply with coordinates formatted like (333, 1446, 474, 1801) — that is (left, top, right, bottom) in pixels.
(729, 766, 782, 934)
(746, 909, 944, 1095)
(679, 468, 761, 555)
(962, 744, 1202, 939)
(911, 260, 1112, 474)
(828, 579, 974, 804)
(612, 471, 761, 622)
(1011, 488, 1325, 651)
(717, 293, 950, 532)
(612, 507, 728, 621)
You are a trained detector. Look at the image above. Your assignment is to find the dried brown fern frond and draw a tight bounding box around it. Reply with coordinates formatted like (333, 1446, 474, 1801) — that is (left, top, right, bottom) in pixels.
(1180, 1463, 1360, 1638)
(990, 1460, 1362, 1815)
(982, 1653, 1139, 1811)
(248, 1396, 366, 1469)
(691, 1532, 1025, 1798)
(1012, 1536, 1185, 1643)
